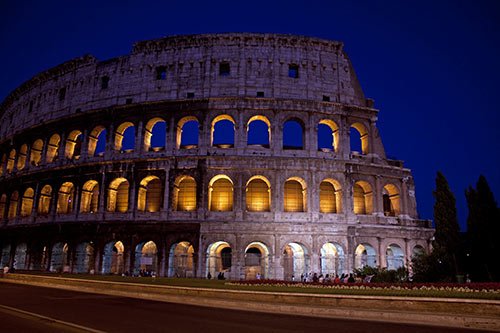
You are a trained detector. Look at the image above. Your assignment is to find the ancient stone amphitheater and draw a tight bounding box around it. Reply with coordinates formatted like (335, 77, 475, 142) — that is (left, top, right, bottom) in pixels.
(0, 33, 433, 280)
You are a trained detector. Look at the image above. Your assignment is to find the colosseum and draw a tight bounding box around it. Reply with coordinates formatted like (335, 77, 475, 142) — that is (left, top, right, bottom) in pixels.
(0, 33, 433, 280)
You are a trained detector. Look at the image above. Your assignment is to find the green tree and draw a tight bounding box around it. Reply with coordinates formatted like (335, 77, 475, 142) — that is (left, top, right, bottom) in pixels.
(432, 172, 461, 277)
(465, 175, 500, 281)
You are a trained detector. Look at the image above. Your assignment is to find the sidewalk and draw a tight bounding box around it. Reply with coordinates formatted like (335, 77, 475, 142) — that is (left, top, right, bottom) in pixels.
(2, 273, 499, 331)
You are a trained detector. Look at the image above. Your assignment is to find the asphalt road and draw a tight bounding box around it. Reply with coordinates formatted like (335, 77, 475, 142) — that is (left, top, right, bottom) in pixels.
(0, 282, 491, 333)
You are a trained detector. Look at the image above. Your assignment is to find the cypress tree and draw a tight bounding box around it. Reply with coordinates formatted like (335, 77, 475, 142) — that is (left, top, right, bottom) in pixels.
(433, 171, 460, 277)
(466, 175, 499, 281)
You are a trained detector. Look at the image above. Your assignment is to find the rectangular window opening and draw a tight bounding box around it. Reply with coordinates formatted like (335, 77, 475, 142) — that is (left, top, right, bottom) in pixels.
(219, 62, 230, 76)
(322, 95, 330, 102)
(58, 87, 66, 101)
(156, 66, 167, 80)
(186, 92, 195, 99)
(101, 76, 110, 90)
(125, 98, 133, 104)
(256, 91, 265, 98)
(288, 64, 299, 78)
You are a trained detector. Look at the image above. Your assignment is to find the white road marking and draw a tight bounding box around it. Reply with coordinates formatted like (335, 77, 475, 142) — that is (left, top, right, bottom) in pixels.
(0, 304, 107, 333)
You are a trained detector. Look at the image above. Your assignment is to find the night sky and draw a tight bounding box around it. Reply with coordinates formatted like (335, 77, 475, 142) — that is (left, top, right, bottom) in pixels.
(1, 0, 499, 229)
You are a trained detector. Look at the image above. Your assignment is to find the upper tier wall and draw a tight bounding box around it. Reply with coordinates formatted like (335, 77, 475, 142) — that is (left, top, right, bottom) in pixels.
(0, 33, 368, 141)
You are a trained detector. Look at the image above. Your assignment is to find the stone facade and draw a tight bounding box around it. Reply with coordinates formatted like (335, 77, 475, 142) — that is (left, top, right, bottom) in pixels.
(0, 33, 433, 279)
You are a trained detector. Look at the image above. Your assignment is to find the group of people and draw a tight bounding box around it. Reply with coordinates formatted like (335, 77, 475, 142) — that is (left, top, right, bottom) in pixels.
(206, 271, 225, 280)
(297, 272, 373, 284)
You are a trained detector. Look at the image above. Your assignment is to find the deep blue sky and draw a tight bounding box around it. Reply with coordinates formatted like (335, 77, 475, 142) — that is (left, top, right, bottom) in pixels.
(1, 0, 499, 229)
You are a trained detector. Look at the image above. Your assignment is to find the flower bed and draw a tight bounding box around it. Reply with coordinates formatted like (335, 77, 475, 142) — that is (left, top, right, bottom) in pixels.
(227, 279, 500, 294)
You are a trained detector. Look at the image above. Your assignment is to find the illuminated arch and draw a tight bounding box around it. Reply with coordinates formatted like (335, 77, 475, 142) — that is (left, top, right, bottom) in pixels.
(283, 118, 305, 150)
(284, 177, 307, 212)
(246, 176, 271, 212)
(56, 182, 75, 214)
(173, 176, 197, 212)
(114, 122, 135, 151)
(208, 175, 233, 212)
(355, 243, 377, 268)
(65, 130, 83, 159)
(107, 178, 129, 213)
(283, 242, 309, 281)
(247, 115, 271, 147)
(353, 180, 373, 215)
(211, 114, 235, 148)
(134, 241, 157, 273)
(320, 242, 345, 276)
(351, 122, 369, 155)
(176, 116, 199, 149)
(0, 154, 5, 176)
(20, 188, 34, 217)
(80, 180, 99, 213)
(168, 241, 195, 277)
(244, 242, 270, 279)
(38, 185, 52, 215)
(206, 241, 232, 277)
(386, 244, 405, 270)
(49, 242, 69, 273)
(30, 139, 44, 166)
(8, 191, 19, 218)
(383, 183, 401, 216)
(412, 245, 425, 257)
(88, 126, 106, 157)
(318, 119, 340, 152)
(13, 243, 27, 269)
(137, 176, 162, 212)
(144, 117, 166, 152)
(74, 242, 95, 273)
(0, 194, 6, 219)
(6, 149, 16, 173)
(17, 144, 27, 170)
(319, 179, 342, 213)
(46, 134, 60, 163)
(102, 241, 125, 274)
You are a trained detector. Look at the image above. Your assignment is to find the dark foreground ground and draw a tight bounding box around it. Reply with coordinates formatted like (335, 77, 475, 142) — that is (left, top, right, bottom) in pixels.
(0, 283, 492, 333)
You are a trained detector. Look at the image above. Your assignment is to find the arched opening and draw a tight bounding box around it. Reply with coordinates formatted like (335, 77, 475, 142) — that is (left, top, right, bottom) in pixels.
(114, 122, 135, 152)
(65, 130, 83, 159)
(6, 149, 16, 173)
(318, 119, 339, 152)
(383, 184, 401, 216)
(17, 144, 27, 170)
(177, 117, 199, 149)
(350, 122, 369, 155)
(412, 245, 425, 257)
(56, 182, 75, 214)
(144, 118, 166, 152)
(38, 185, 52, 215)
(246, 176, 271, 212)
(209, 175, 233, 212)
(8, 191, 19, 218)
(50, 243, 69, 273)
(355, 244, 377, 269)
(173, 176, 197, 211)
(206, 241, 231, 278)
(13, 243, 27, 270)
(88, 126, 106, 157)
(0, 194, 7, 219)
(283, 242, 308, 281)
(30, 139, 44, 166)
(107, 178, 129, 213)
(283, 118, 304, 150)
(284, 178, 306, 212)
(319, 179, 342, 213)
(247, 115, 271, 148)
(353, 181, 373, 215)
(244, 242, 269, 279)
(101, 241, 124, 275)
(1, 244, 11, 268)
(46, 134, 60, 163)
(168, 241, 194, 277)
(0, 154, 4, 176)
(320, 242, 345, 276)
(21, 188, 34, 217)
(386, 244, 405, 270)
(74, 242, 95, 273)
(134, 241, 157, 274)
(80, 180, 99, 213)
(137, 176, 162, 212)
(211, 115, 235, 148)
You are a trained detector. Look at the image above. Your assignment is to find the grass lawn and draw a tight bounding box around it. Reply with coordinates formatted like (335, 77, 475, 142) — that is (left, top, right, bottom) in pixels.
(12, 272, 500, 300)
